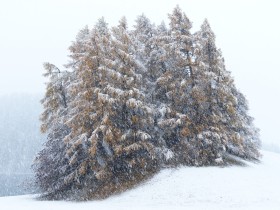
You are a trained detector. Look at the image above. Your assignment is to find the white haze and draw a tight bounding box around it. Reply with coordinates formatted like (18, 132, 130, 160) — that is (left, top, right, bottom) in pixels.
(0, 0, 280, 148)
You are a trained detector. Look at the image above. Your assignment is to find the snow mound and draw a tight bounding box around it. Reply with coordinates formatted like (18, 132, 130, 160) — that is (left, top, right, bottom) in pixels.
(1, 150, 280, 210)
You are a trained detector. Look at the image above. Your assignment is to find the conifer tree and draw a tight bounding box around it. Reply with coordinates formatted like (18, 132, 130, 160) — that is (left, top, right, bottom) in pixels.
(52, 17, 158, 199)
(133, 16, 173, 161)
(179, 20, 231, 165)
(155, 6, 195, 162)
(91, 17, 157, 191)
(33, 62, 72, 197)
(133, 15, 157, 87)
(182, 20, 260, 165)
(61, 20, 113, 197)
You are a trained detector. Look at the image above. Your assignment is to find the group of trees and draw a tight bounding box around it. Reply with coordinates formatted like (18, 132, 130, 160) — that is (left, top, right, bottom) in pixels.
(33, 6, 260, 200)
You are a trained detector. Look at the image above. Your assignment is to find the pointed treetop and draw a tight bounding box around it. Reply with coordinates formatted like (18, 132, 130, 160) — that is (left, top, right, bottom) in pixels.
(200, 19, 215, 41)
(118, 16, 128, 30)
(135, 14, 149, 24)
(75, 25, 90, 42)
(202, 19, 210, 28)
(168, 5, 192, 34)
(95, 17, 109, 35)
(134, 14, 152, 29)
(134, 14, 155, 40)
(157, 21, 168, 34)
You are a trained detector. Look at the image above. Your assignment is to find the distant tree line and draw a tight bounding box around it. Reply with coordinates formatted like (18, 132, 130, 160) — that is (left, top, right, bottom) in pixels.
(33, 6, 260, 200)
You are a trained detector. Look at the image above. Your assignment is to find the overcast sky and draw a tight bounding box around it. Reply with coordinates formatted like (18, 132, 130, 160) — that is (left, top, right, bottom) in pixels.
(0, 0, 279, 146)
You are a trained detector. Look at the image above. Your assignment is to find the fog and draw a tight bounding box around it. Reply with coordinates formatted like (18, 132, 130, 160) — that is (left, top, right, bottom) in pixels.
(0, 0, 280, 196)
(0, 94, 44, 196)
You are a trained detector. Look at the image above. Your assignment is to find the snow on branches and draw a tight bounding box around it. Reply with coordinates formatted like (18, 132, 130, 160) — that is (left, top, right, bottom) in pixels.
(33, 6, 261, 201)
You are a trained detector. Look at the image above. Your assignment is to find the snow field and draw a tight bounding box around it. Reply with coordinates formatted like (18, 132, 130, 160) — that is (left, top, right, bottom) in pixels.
(1, 150, 279, 210)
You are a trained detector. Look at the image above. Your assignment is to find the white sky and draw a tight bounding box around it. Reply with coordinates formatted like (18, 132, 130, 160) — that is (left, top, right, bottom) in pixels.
(0, 0, 279, 145)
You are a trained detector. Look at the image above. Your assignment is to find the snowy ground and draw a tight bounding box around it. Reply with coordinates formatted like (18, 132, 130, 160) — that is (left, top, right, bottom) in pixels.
(1, 150, 279, 210)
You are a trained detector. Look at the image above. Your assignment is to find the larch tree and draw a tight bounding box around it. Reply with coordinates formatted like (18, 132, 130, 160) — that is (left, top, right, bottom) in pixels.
(180, 19, 232, 165)
(133, 15, 173, 162)
(133, 14, 157, 98)
(61, 19, 115, 199)
(33, 62, 72, 197)
(64, 17, 158, 199)
(97, 17, 158, 191)
(184, 19, 260, 165)
(155, 6, 196, 164)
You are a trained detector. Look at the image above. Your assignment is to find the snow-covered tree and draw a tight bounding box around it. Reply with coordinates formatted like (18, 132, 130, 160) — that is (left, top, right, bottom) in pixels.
(60, 20, 113, 198)
(85, 18, 158, 198)
(133, 16, 174, 162)
(180, 20, 260, 165)
(154, 6, 195, 162)
(33, 62, 72, 198)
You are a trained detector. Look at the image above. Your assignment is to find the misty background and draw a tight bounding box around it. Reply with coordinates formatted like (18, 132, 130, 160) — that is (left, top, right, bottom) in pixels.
(0, 94, 44, 196)
(0, 0, 279, 196)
